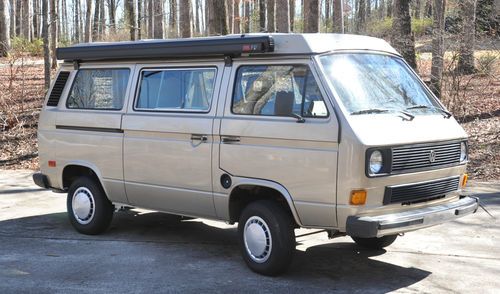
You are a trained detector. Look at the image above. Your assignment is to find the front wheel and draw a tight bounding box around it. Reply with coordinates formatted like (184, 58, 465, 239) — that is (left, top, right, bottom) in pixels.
(351, 234, 398, 250)
(238, 200, 296, 276)
(67, 176, 114, 235)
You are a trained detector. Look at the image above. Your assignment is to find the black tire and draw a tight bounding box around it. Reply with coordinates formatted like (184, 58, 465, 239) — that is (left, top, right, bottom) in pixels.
(351, 234, 398, 250)
(67, 176, 114, 235)
(238, 200, 295, 276)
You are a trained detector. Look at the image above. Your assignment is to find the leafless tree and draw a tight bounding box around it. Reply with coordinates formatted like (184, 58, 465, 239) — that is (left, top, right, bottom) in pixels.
(304, 0, 320, 32)
(180, 0, 192, 37)
(42, 0, 50, 88)
(259, 0, 265, 31)
(85, 0, 93, 42)
(125, 0, 137, 40)
(234, 0, 241, 33)
(289, 0, 295, 31)
(168, 0, 175, 38)
(391, 0, 417, 69)
(0, 0, 10, 57)
(50, 0, 57, 68)
(267, 0, 275, 32)
(430, 0, 446, 97)
(208, 0, 228, 35)
(457, 0, 477, 74)
(333, 0, 344, 33)
(276, 0, 290, 32)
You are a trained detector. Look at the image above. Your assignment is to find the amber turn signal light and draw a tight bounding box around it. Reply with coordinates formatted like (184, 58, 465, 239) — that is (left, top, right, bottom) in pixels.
(461, 174, 468, 188)
(350, 190, 367, 205)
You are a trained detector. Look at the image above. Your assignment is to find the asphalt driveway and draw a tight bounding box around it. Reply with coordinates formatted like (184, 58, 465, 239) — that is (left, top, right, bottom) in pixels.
(0, 170, 499, 293)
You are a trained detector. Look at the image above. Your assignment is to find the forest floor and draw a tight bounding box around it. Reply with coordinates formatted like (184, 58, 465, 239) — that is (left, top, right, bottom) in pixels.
(0, 48, 499, 180)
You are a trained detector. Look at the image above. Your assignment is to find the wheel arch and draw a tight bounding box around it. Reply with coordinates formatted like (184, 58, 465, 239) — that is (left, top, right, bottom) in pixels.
(227, 177, 303, 227)
(61, 161, 107, 195)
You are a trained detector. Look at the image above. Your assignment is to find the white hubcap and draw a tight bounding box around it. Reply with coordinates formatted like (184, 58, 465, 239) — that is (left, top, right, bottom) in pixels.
(244, 216, 272, 263)
(72, 187, 95, 225)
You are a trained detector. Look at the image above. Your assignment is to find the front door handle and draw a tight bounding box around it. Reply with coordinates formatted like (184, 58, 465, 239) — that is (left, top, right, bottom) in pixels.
(191, 134, 208, 142)
(221, 136, 241, 144)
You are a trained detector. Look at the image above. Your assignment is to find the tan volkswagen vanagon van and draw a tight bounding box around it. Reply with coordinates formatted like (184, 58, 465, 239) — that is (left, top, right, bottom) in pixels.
(33, 34, 478, 275)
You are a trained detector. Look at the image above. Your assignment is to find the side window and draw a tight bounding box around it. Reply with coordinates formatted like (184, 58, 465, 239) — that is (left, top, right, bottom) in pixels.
(136, 68, 216, 112)
(67, 69, 130, 110)
(232, 65, 328, 117)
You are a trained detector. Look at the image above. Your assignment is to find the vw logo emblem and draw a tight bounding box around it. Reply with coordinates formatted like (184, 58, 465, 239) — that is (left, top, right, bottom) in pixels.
(429, 150, 436, 163)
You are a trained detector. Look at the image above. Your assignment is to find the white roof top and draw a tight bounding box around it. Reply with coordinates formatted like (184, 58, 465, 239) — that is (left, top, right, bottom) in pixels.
(251, 33, 400, 56)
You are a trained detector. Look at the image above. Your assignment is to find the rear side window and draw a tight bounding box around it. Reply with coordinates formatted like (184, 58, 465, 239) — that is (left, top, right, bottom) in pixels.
(66, 69, 130, 110)
(232, 65, 328, 117)
(135, 68, 217, 112)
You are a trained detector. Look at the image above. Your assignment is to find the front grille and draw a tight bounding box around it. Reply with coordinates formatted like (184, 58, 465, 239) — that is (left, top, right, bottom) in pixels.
(384, 177, 460, 205)
(391, 141, 461, 173)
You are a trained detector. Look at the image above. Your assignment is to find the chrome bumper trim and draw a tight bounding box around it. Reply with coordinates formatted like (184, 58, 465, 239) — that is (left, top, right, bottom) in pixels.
(346, 196, 479, 238)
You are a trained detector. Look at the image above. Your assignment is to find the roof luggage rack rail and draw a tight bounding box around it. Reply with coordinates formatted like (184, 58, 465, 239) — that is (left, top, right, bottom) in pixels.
(56, 35, 275, 62)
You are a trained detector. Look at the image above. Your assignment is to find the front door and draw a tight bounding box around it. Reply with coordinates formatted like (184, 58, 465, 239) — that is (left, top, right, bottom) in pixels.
(219, 60, 339, 227)
(123, 62, 224, 218)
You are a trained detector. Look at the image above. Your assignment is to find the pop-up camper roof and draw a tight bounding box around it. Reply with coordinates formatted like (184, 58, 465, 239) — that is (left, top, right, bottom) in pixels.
(56, 33, 400, 62)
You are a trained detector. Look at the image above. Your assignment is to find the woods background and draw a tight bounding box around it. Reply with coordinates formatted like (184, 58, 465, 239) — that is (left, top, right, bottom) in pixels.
(0, 0, 499, 180)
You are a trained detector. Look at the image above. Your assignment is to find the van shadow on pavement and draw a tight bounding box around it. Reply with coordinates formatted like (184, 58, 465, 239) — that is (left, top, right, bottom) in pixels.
(0, 209, 431, 292)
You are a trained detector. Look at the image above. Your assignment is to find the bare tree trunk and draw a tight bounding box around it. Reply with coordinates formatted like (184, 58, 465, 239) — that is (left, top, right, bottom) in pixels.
(325, 0, 331, 32)
(387, 0, 392, 16)
(267, 0, 275, 32)
(33, 0, 39, 38)
(9, 0, 15, 38)
(180, 0, 192, 37)
(99, 0, 105, 37)
(126, 0, 137, 40)
(50, 0, 57, 68)
(194, 0, 201, 34)
(276, 0, 290, 32)
(146, 0, 153, 38)
(85, 0, 92, 42)
(208, 0, 228, 35)
(430, 0, 446, 97)
(304, 0, 319, 32)
(379, 0, 385, 19)
(62, 0, 68, 39)
(258, 0, 265, 31)
(168, 0, 176, 38)
(137, 0, 143, 39)
(290, 0, 295, 31)
(234, 0, 241, 33)
(92, 0, 100, 41)
(42, 0, 50, 88)
(243, 0, 249, 32)
(457, 0, 477, 74)
(333, 0, 344, 33)
(74, 0, 80, 42)
(391, 0, 417, 69)
(356, 0, 366, 33)
(16, 0, 22, 36)
(22, 0, 31, 40)
(108, 0, 116, 35)
(0, 0, 10, 57)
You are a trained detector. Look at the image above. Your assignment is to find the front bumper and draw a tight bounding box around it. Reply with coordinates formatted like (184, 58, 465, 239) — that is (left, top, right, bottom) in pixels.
(346, 196, 479, 238)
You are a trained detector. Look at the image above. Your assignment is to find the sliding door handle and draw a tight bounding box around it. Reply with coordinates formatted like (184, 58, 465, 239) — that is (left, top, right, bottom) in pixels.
(221, 136, 240, 144)
(191, 134, 208, 142)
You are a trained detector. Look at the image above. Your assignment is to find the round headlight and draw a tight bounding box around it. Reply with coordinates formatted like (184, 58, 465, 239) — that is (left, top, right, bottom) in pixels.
(460, 142, 467, 162)
(369, 150, 383, 174)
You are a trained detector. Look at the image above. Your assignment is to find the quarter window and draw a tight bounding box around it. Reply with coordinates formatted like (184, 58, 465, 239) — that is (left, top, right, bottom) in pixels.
(136, 68, 217, 112)
(67, 69, 130, 110)
(232, 65, 328, 117)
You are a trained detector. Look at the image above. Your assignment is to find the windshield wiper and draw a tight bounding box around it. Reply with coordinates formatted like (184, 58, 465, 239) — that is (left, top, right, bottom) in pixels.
(351, 108, 390, 115)
(406, 105, 452, 119)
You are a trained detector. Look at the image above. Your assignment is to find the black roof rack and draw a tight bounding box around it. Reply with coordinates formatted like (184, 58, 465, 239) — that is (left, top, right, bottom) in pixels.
(56, 35, 275, 62)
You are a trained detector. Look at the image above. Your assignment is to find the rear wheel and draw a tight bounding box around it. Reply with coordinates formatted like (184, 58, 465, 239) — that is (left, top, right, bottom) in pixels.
(351, 234, 398, 249)
(67, 176, 114, 235)
(238, 200, 295, 276)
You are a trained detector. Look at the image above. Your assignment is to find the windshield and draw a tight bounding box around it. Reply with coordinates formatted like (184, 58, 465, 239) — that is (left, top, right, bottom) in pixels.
(319, 53, 441, 115)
